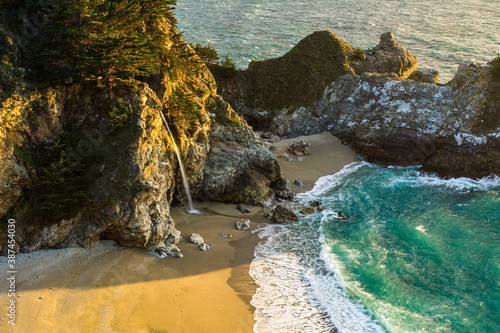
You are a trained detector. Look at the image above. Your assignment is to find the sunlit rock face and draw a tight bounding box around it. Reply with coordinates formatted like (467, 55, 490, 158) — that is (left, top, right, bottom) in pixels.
(0, 24, 282, 254)
(212, 31, 498, 179)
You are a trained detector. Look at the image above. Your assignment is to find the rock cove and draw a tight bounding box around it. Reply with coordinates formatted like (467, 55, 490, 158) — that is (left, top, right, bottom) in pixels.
(1, 6, 498, 254)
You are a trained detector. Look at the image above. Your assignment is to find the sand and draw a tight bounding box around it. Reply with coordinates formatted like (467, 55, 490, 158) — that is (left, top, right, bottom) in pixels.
(0, 132, 358, 332)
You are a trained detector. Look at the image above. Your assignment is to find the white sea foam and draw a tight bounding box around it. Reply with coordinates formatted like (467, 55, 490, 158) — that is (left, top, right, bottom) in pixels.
(250, 200, 386, 332)
(389, 169, 500, 192)
(299, 162, 368, 198)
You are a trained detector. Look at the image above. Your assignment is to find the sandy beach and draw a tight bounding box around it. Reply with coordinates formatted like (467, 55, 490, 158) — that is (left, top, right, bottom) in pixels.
(0, 132, 358, 333)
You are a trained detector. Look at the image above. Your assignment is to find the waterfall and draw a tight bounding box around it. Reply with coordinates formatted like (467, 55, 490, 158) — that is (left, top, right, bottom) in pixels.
(159, 110, 196, 213)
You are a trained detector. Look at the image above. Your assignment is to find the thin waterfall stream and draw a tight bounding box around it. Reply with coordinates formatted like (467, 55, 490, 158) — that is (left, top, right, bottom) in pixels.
(159, 110, 197, 213)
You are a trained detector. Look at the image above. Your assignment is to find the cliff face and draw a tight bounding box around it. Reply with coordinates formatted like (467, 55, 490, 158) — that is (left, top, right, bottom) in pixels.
(0, 13, 283, 253)
(214, 31, 499, 179)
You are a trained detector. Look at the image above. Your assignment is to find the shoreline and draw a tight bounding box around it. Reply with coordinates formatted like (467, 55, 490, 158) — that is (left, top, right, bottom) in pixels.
(0, 131, 358, 332)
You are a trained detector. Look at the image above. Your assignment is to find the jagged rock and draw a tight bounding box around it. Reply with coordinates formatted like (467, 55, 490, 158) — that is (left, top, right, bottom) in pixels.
(300, 207, 316, 215)
(271, 178, 294, 200)
(148, 244, 171, 258)
(212, 31, 420, 138)
(219, 233, 233, 239)
(288, 139, 311, 155)
(213, 30, 354, 132)
(237, 203, 251, 213)
(166, 229, 182, 245)
(148, 242, 183, 259)
(201, 97, 284, 206)
(329, 65, 500, 177)
(294, 180, 303, 186)
(235, 219, 251, 230)
(310, 201, 322, 207)
(189, 233, 204, 245)
(271, 205, 299, 223)
(409, 69, 440, 84)
(351, 32, 418, 80)
(199, 243, 212, 251)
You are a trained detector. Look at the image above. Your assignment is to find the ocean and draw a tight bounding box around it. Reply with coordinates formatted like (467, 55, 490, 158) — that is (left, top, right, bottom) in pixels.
(176, 0, 500, 83)
(175, 1, 500, 332)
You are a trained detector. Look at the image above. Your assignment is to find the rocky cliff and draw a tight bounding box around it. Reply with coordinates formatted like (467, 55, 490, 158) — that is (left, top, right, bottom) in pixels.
(0, 5, 283, 253)
(214, 31, 500, 179)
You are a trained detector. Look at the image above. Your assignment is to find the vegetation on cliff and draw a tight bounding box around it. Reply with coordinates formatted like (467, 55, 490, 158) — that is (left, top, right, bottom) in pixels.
(1, 0, 178, 92)
(211, 30, 356, 120)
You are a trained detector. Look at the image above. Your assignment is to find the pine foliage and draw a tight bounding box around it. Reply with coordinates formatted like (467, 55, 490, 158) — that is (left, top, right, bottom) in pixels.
(7, 0, 177, 83)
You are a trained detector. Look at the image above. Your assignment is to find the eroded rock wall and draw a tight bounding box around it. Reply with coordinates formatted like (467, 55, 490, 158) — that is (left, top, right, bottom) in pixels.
(0, 39, 283, 254)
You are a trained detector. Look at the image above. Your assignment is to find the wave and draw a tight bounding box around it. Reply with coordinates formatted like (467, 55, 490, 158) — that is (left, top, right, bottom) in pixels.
(250, 216, 386, 332)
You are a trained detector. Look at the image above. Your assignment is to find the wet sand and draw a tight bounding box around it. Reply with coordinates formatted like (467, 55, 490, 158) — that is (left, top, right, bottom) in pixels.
(0, 132, 358, 332)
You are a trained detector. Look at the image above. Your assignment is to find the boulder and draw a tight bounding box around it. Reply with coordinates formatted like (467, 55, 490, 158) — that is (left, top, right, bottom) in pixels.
(199, 243, 212, 251)
(189, 233, 204, 245)
(235, 219, 251, 230)
(288, 139, 311, 155)
(271, 178, 294, 200)
(294, 180, 303, 186)
(271, 205, 299, 223)
(236, 203, 251, 213)
(300, 207, 316, 215)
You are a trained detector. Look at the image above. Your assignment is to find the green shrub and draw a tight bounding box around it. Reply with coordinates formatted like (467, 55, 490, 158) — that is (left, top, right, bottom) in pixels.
(2, 0, 178, 84)
(108, 98, 133, 129)
(166, 84, 200, 129)
(189, 42, 220, 65)
(18, 134, 91, 223)
(349, 47, 365, 63)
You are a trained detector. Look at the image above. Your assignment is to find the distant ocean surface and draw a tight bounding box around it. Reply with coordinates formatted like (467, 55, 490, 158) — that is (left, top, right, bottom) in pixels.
(175, 2, 500, 332)
(176, 0, 500, 83)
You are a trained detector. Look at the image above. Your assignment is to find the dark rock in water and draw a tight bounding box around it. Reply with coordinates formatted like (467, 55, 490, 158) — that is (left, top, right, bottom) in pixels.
(271, 178, 294, 200)
(294, 179, 303, 186)
(288, 139, 311, 155)
(237, 203, 251, 213)
(300, 207, 316, 215)
(316, 205, 325, 212)
(310, 201, 323, 207)
(271, 205, 299, 223)
(235, 219, 251, 230)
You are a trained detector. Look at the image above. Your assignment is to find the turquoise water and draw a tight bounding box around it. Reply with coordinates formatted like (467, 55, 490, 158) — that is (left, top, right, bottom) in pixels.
(176, 1, 500, 331)
(250, 163, 500, 332)
(176, 0, 500, 82)
(319, 164, 500, 332)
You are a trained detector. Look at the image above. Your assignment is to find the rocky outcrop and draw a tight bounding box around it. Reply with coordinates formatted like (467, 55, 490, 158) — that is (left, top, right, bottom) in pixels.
(212, 30, 355, 131)
(0, 28, 284, 253)
(271, 205, 299, 223)
(201, 97, 283, 205)
(329, 64, 500, 178)
(350, 32, 418, 80)
(211, 30, 499, 179)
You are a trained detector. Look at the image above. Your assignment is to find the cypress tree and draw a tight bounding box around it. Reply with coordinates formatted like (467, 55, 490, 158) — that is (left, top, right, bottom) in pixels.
(32, 0, 177, 83)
